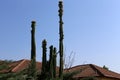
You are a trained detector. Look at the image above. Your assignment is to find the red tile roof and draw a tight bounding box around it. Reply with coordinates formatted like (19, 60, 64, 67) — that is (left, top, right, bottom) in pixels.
(0, 59, 42, 73)
(64, 64, 120, 79)
(1, 60, 120, 79)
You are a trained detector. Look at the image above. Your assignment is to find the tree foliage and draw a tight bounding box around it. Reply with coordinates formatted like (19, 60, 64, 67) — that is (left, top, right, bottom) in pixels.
(103, 65, 109, 70)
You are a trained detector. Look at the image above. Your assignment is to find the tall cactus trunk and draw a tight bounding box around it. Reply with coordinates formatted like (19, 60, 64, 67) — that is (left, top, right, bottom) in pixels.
(49, 45, 54, 79)
(58, 1, 64, 79)
(42, 39, 47, 74)
(53, 47, 57, 78)
(30, 21, 36, 78)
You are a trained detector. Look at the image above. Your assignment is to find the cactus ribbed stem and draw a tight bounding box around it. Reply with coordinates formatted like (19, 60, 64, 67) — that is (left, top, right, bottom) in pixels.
(30, 21, 36, 78)
(53, 47, 57, 78)
(58, 1, 64, 79)
(42, 39, 47, 73)
(49, 45, 54, 79)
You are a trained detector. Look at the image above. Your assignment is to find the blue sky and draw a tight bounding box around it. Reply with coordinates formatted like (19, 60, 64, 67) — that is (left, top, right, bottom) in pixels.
(0, 0, 120, 73)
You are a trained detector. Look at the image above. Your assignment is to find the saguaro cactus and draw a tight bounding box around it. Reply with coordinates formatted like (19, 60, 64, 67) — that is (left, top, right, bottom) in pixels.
(53, 47, 57, 78)
(42, 39, 47, 73)
(58, 1, 64, 79)
(30, 21, 36, 78)
(49, 46, 57, 79)
(49, 45, 54, 79)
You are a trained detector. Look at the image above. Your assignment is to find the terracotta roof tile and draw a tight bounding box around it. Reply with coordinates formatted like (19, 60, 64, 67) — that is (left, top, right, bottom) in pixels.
(92, 64, 120, 79)
(1, 60, 120, 79)
(0, 59, 42, 73)
(64, 64, 120, 79)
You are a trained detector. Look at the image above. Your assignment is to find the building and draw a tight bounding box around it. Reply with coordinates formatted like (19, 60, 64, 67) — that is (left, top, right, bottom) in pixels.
(0, 59, 42, 74)
(1, 60, 120, 80)
(64, 64, 120, 80)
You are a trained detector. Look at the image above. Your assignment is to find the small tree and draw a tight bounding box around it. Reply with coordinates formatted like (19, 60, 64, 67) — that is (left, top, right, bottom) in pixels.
(103, 65, 109, 70)
(64, 51, 76, 69)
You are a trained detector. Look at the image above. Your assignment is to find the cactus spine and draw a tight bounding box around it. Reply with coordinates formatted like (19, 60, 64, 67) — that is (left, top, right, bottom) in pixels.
(30, 21, 36, 78)
(42, 39, 47, 74)
(58, 1, 64, 79)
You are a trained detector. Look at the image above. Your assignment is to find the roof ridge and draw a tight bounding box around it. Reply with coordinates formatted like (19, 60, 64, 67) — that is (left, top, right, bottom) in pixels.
(89, 64, 104, 76)
(11, 59, 27, 72)
(64, 64, 92, 69)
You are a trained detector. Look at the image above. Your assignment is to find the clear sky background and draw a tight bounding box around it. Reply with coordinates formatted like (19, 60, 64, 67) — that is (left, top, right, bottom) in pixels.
(0, 0, 120, 73)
